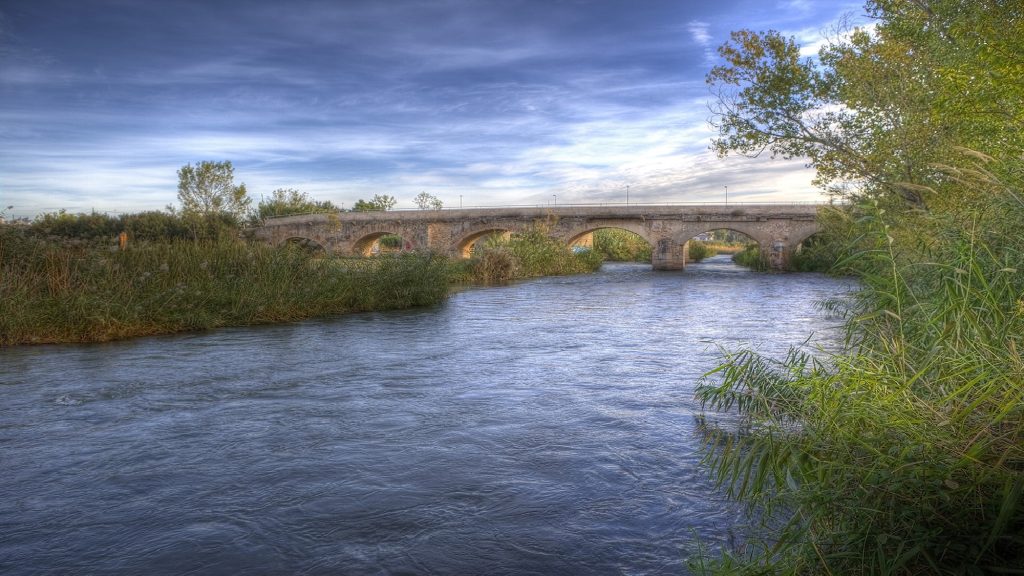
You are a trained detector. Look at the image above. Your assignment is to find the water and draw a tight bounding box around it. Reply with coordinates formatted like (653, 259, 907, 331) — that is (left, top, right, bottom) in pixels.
(0, 256, 852, 575)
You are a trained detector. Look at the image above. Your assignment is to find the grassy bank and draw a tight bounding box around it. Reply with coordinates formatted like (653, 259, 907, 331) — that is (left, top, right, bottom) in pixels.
(0, 227, 450, 345)
(1, 220, 605, 345)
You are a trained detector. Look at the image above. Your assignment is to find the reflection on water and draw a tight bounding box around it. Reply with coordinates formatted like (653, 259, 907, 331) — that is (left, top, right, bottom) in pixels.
(0, 255, 852, 574)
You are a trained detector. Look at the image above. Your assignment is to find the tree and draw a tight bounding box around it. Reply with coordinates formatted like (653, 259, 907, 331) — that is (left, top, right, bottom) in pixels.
(352, 194, 397, 211)
(413, 191, 443, 210)
(176, 161, 251, 219)
(254, 188, 338, 221)
(705, 0, 1024, 212)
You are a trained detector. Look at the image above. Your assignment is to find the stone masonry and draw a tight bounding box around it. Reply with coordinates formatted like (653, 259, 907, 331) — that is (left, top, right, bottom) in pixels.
(249, 204, 822, 271)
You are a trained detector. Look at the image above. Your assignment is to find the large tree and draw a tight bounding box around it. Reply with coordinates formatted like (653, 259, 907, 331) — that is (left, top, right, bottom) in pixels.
(706, 0, 1023, 211)
(176, 161, 251, 219)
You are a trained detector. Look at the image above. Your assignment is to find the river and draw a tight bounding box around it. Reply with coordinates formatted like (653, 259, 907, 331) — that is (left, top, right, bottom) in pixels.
(0, 255, 852, 575)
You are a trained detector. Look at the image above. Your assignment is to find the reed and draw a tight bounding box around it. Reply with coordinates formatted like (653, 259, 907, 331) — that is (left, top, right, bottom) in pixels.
(693, 197, 1024, 574)
(592, 228, 652, 262)
(468, 227, 603, 284)
(0, 229, 450, 345)
(730, 243, 769, 271)
(688, 241, 719, 262)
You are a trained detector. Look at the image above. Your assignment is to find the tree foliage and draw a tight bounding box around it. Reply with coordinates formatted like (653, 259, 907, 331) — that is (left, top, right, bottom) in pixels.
(413, 191, 443, 210)
(697, 2, 1024, 573)
(176, 161, 251, 219)
(706, 0, 1024, 211)
(353, 194, 397, 211)
(255, 188, 338, 221)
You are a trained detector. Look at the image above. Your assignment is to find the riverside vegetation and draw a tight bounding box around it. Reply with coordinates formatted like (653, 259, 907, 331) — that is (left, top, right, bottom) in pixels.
(694, 1, 1024, 573)
(590, 228, 720, 263)
(0, 212, 600, 346)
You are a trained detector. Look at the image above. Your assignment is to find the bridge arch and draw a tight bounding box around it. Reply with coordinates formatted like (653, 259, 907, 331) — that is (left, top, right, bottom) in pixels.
(562, 222, 657, 249)
(679, 225, 768, 248)
(352, 231, 411, 256)
(283, 236, 327, 254)
(454, 228, 514, 258)
(565, 225, 654, 261)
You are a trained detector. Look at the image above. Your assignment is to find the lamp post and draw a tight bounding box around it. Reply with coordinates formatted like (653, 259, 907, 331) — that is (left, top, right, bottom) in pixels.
(725, 185, 729, 204)
(460, 195, 463, 209)
(626, 185, 630, 205)
(552, 194, 557, 206)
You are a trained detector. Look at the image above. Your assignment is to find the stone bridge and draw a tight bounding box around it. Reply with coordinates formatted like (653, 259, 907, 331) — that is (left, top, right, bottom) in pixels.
(250, 204, 822, 270)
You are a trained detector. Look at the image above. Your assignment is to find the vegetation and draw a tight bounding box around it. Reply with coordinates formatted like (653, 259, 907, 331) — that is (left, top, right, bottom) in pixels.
(254, 188, 339, 221)
(0, 225, 450, 345)
(2, 208, 605, 344)
(353, 194, 397, 211)
(467, 226, 603, 284)
(687, 241, 718, 263)
(695, 0, 1024, 573)
(176, 160, 251, 220)
(592, 228, 652, 262)
(729, 243, 767, 271)
(27, 209, 236, 242)
(413, 191, 444, 210)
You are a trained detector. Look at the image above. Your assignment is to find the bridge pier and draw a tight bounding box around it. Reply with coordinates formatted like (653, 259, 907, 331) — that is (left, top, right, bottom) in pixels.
(651, 238, 686, 271)
(765, 239, 795, 271)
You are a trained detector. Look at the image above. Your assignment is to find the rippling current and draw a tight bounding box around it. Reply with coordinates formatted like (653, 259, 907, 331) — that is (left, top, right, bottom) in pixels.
(0, 256, 853, 575)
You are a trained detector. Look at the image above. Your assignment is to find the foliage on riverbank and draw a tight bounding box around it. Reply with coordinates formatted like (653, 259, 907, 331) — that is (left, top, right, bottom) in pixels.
(0, 227, 450, 345)
(729, 243, 767, 271)
(592, 228, 652, 262)
(464, 227, 603, 284)
(687, 241, 718, 263)
(1, 214, 606, 345)
(695, 0, 1024, 573)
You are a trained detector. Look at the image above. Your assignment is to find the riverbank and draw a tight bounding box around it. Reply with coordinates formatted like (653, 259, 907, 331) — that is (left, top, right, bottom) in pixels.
(0, 225, 600, 346)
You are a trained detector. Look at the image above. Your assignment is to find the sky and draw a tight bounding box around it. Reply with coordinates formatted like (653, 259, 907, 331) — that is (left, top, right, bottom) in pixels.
(0, 0, 866, 218)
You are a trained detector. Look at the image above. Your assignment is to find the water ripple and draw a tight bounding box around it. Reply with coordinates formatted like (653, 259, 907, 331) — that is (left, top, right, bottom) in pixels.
(0, 256, 853, 575)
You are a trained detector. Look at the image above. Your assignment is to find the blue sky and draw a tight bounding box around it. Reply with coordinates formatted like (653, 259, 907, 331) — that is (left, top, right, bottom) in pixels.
(0, 0, 864, 218)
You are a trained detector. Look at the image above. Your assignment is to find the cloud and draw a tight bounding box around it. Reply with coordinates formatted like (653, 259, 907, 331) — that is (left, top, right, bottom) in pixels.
(0, 0, 839, 218)
(686, 20, 715, 65)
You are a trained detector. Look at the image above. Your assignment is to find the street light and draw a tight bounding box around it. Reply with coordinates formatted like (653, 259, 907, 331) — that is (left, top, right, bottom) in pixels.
(552, 194, 557, 205)
(725, 185, 729, 204)
(460, 195, 463, 209)
(626, 185, 630, 205)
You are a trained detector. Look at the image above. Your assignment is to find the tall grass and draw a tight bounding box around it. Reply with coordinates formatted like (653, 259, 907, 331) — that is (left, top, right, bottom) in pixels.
(693, 198, 1024, 574)
(731, 243, 769, 271)
(468, 227, 603, 284)
(592, 228, 652, 262)
(688, 240, 719, 262)
(0, 228, 450, 345)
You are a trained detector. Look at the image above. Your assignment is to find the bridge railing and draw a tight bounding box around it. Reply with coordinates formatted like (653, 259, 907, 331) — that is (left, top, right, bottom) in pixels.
(259, 200, 840, 221)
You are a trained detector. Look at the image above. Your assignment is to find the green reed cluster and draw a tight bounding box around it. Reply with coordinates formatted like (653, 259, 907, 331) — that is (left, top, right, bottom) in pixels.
(592, 228, 653, 262)
(730, 243, 769, 271)
(688, 241, 719, 263)
(0, 229, 450, 345)
(693, 194, 1024, 574)
(467, 227, 603, 284)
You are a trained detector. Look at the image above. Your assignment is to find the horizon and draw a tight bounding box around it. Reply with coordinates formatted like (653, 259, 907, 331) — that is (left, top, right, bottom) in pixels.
(1, 0, 866, 219)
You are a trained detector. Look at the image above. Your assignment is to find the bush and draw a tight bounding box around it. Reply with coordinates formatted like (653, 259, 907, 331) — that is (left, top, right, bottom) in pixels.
(468, 226, 603, 284)
(593, 228, 652, 261)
